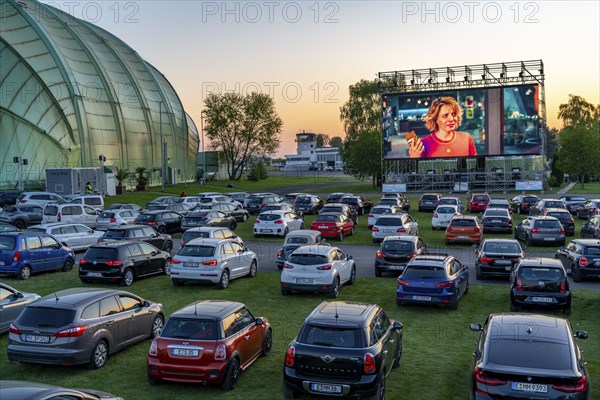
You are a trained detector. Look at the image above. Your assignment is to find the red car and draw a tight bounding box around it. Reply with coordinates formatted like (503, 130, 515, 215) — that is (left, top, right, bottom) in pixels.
(147, 300, 272, 389)
(310, 212, 355, 240)
(467, 193, 490, 213)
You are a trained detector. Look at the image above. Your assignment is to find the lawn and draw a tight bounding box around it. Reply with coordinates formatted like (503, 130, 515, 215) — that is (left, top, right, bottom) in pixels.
(1, 270, 599, 400)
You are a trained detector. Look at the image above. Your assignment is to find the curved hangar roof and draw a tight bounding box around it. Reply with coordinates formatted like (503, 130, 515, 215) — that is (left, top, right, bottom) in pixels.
(0, 0, 199, 186)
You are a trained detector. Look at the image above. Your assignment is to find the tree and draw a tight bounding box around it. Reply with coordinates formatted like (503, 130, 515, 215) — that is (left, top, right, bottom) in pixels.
(342, 130, 381, 184)
(556, 95, 600, 189)
(316, 134, 330, 147)
(330, 136, 343, 149)
(203, 92, 282, 180)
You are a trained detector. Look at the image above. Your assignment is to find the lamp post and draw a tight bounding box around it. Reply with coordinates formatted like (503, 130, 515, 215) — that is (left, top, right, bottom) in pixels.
(200, 110, 206, 181)
(13, 156, 28, 191)
(159, 102, 165, 192)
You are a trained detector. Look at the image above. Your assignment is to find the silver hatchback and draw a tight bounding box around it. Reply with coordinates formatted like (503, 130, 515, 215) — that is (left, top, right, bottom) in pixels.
(96, 209, 140, 231)
(27, 223, 104, 251)
(372, 214, 419, 243)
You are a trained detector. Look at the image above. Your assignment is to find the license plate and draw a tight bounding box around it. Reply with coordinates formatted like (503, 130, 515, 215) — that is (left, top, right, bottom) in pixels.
(531, 297, 553, 303)
(184, 262, 199, 268)
(318, 226, 328, 229)
(87, 272, 102, 277)
(495, 259, 512, 265)
(383, 229, 393, 233)
(505, 266, 512, 271)
(297, 278, 313, 284)
(412, 295, 431, 301)
(543, 237, 554, 241)
(25, 335, 50, 343)
(512, 382, 547, 393)
(171, 348, 199, 357)
(457, 235, 469, 239)
(594, 261, 600, 266)
(310, 383, 342, 394)
(261, 229, 273, 233)
(389, 265, 404, 270)
(0, 261, 4, 266)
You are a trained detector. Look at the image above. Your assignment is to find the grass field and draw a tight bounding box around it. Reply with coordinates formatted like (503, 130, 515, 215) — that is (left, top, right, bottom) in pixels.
(1, 270, 599, 400)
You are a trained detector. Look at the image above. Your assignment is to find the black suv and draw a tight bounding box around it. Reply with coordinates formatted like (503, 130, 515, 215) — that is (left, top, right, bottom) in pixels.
(98, 225, 173, 253)
(0, 190, 23, 208)
(283, 301, 403, 399)
(555, 238, 600, 281)
(474, 238, 524, 280)
(134, 210, 183, 234)
(294, 195, 324, 215)
(374, 235, 428, 277)
(246, 193, 282, 214)
(418, 193, 441, 212)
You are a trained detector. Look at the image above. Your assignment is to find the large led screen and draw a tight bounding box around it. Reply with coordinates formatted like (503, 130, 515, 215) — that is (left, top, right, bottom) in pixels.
(382, 84, 540, 159)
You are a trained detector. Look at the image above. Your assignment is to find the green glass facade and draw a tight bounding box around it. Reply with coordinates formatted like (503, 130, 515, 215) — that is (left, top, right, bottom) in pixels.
(0, 0, 199, 188)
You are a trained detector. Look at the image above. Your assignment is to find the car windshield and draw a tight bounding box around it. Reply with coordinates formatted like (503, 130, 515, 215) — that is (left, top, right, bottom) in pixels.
(483, 242, 521, 253)
(25, 227, 46, 233)
(546, 201, 565, 208)
(0, 236, 16, 250)
(535, 220, 561, 228)
(439, 199, 457, 205)
(585, 246, 600, 256)
(295, 197, 311, 204)
(136, 214, 157, 222)
(247, 197, 262, 204)
(84, 247, 118, 259)
(324, 207, 343, 213)
(518, 267, 565, 281)
(422, 195, 438, 201)
(161, 318, 219, 340)
(487, 339, 571, 370)
(382, 241, 414, 252)
(547, 212, 571, 221)
(178, 245, 216, 257)
(523, 197, 539, 203)
(376, 218, 403, 226)
(288, 253, 328, 265)
(450, 219, 476, 227)
(371, 207, 390, 215)
(379, 199, 397, 205)
(315, 215, 338, 222)
(300, 325, 362, 348)
(484, 210, 508, 217)
(103, 230, 128, 238)
(261, 205, 281, 212)
(258, 213, 282, 222)
(403, 266, 445, 279)
(182, 231, 210, 242)
(473, 195, 489, 201)
(341, 198, 358, 205)
(286, 236, 310, 244)
(99, 212, 115, 218)
(437, 206, 456, 214)
(18, 307, 75, 328)
(187, 211, 210, 218)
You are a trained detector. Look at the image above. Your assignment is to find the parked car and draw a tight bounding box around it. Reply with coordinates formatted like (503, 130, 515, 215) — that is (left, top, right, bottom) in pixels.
(182, 210, 237, 231)
(98, 225, 173, 253)
(310, 212, 354, 240)
(146, 196, 179, 210)
(0, 381, 123, 400)
(65, 194, 105, 211)
(147, 300, 272, 389)
(514, 216, 566, 246)
(275, 230, 324, 270)
(27, 223, 104, 252)
(474, 238, 524, 280)
(282, 192, 303, 204)
(253, 210, 304, 237)
(16, 191, 65, 207)
(340, 195, 367, 215)
(445, 215, 483, 244)
(198, 194, 243, 209)
(320, 203, 358, 224)
(195, 202, 249, 222)
(576, 199, 600, 219)
(134, 210, 183, 234)
(245, 193, 282, 214)
(0, 222, 19, 232)
(555, 238, 600, 281)
(396, 254, 469, 309)
(175, 196, 203, 208)
(95, 209, 140, 231)
(0, 190, 23, 208)
(7, 287, 164, 368)
(282, 301, 402, 399)
(152, 202, 192, 216)
(372, 213, 419, 243)
(469, 313, 589, 399)
(260, 202, 303, 219)
(325, 192, 350, 203)
(79, 241, 171, 286)
(529, 198, 568, 216)
(181, 226, 242, 247)
(466, 193, 490, 213)
(0, 205, 44, 229)
(229, 191, 250, 206)
(509, 257, 571, 314)
(485, 198, 511, 211)
(418, 193, 442, 212)
(438, 196, 464, 213)
(368, 205, 402, 229)
(42, 203, 99, 228)
(170, 238, 258, 289)
(0, 282, 40, 334)
(374, 235, 428, 276)
(105, 203, 143, 212)
(431, 205, 461, 230)
(480, 208, 513, 233)
(0, 232, 75, 280)
(581, 216, 600, 238)
(378, 197, 404, 209)
(510, 194, 540, 214)
(293, 194, 323, 215)
(542, 207, 575, 236)
(280, 244, 356, 297)
(560, 195, 587, 214)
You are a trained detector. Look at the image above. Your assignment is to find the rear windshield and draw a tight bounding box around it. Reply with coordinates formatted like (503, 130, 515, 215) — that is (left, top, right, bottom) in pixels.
(295, 197, 311, 204)
(403, 266, 445, 279)
(483, 242, 521, 254)
(473, 195, 489, 201)
(439, 199, 457, 205)
(99, 212, 115, 218)
(44, 205, 58, 215)
(182, 231, 210, 242)
(136, 214, 156, 222)
(258, 213, 281, 222)
(188, 211, 209, 218)
(382, 241, 414, 252)
(421, 195, 438, 201)
(450, 219, 476, 227)
(585, 246, 600, 256)
(288, 253, 328, 265)
(0, 236, 16, 250)
(487, 340, 570, 370)
(375, 217, 403, 226)
(19, 307, 75, 328)
(484, 210, 508, 217)
(437, 206, 456, 213)
(545, 201, 565, 208)
(341, 198, 358, 205)
(315, 215, 338, 222)
(371, 207, 390, 215)
(327, 195, 342, 201)
(261, 205, 280, 212)
(247, 197, 263, 204)
(25, 227, 46, 233)
(103, 229, 127, 238)
(534, 220, 561, 228)
(523, 197, 539, 203)
(379, 199, 397, 205)
(518, 267, 565, 281)
(323, 206, 343, 213)
(84, 247, 118, 259)
(161, 318, 219, 340)
(300, 325, 362, 348)
(286, 236, 309, 245)
(178, 245, 216, 257)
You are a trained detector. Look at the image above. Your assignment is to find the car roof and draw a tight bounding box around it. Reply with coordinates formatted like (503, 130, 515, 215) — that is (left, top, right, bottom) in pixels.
(487, 313, 569, 343)
(382, 235, 418, 243)
(0, 380, 79, 400)
(33, 287, 126, 308)
(140, 210, 171, 215)
(258, 210, 287, 216)
(171, 300, 244, 320)
(185, 238, 232, 246)
(529, 216, 560, 221)
(29, 222, 89, 229)
(544, 208, 571, 213)
(482, 238, 521, 244)
(452, 215, 479, 220)
(105, 224, 143, 230)
(184, 226, 224, 233)
(518, 257, 564, 268)
(570, 238, 600, 246)
(285, 229, 322, 238)
(307, 301, 379, 328)
(409, 254, 452, 265)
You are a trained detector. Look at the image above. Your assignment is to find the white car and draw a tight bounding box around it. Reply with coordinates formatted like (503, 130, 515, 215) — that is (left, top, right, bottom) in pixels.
(42, 203, 99, 228)
(253, 210, 304, 237)
(368, 205, 402, 229)
(95, 209, 140, 231)
(65, 194, 105, 211)
(175, 196, 202, 207)
(198, 195, 243, 209)
(280, 244, 356, 298)
(372, 213, 419, 242)
(15, 191, 66, 208)
(439, 196, 465, 213)
(431, 205, 461, 230)
(180, 226, 243, 247)
(170, 238, 258, 289)
(27, 223, 104, 251)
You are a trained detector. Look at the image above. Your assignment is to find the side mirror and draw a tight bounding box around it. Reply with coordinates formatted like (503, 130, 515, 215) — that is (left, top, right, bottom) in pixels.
(347, 255, 353, 260)
(469, 323, 482, 332)
(575, 331, 589, 340)
(393, 321, 403, 330)
(143, 300, 150, 308)
(255, 318, 265, 326)
(16, 291, 24, 298)
(558, 246, 565, 251)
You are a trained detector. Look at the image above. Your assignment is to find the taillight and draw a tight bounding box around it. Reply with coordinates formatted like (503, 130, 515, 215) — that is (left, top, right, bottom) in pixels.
(171, 258, 181, 264)
(57, 212, 61, 222)
(148, 339, 158, 356)
(285, 346, 295, 367)
(283, 262, 293, 269)
(368, 214, 374, 218)
(396, 228, 406, 233)
(254, 220, 260, 224)
(435, 281, 453, 288)
(579, 257, 587, 267)
(376, 251, 383, 259)
(553, 376, 587, 393)
(19, 199, 27, 203)
(480, 257, 493, 264)
(531, 228, 541, 233)
(473, 227, 480, 233)
(482, 218, 489, 223)
(80, 258, 88, 265)
(516, 279, 523, 291)
(474, 368, 506, 386)
(433, 213, 438, 218)
(372, 227, 380, 232)
(56, 325, 88, 337)
(110, 217, 117, 223)
(13, 251, 20, 262)
(559, 280, 567, 293)
(446, 227, 453, 232)
(407, 252, 417, 259)
(397, 279, 410, 286)
(9, 323, 20, 334)
(277, 251, 283, 258)
(558, 227, 565, 234)
(274, 220, 284, 224)
(200, 260, 216, 266)
(215, 344, 226, 360)
(147, 221, 156, 225)
(316, 263, 333, 270)
(364, 353, 376, 374)
(567, 219, 574, 224)
(105, 260, 123, 266)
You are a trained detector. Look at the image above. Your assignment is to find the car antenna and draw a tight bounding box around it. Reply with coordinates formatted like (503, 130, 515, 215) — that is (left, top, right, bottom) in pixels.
(335, 301, 339, 323)
(54, 291, 59, 302)
(195, 301, 198, 317)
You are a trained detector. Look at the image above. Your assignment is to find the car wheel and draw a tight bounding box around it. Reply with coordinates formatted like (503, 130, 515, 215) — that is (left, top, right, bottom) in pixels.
(230, 221, 237, 230)
(162, 241, 173, 253)
(87, 340, 108, 369)
(300, 222, 305, 229)
(573, 266, 583, 282)
(328, 277, 340, 298)
(510, 301, 519, 312)
(61, 259, 74, 272)
(262, 329, 273, 356)
(221, 358, 240, 390)
(464, 281, 469, 295)
(283, 385, 299, 399)
(449, 297, 459, 310)
(151, 315, 164, 338)
(283, 227, 289, 237)
(281, 286, 290, 296)
(563, 306, 572, 315)
(476, 267, 484, 280)
(375, 267, 382, 277)
(147, 376, 160, 386)
(19, 265, 32, 280)
(242, 213, 248, 222)
(367, 372, 385, 400)
(157, 225, 167, 234)
(348, 266, 356, 285)
(248, 260, 258, 278)
(172, 279, 184, 287)
(121, 268, 134, 286)
(525, 235, 532, 246)
(217, 269, 230, 289)
(13, 219, 26, 229)
(163, 259, 171, 275)
(392, 340, 402, 368)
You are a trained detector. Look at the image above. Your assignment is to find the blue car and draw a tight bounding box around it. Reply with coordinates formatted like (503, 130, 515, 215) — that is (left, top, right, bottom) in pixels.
(0, 232, 75, 280)
(396, 254, 469, 310)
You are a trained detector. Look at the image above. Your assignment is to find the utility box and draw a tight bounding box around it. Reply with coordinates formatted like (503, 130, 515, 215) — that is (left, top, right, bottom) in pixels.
(46, 168, 116, 196)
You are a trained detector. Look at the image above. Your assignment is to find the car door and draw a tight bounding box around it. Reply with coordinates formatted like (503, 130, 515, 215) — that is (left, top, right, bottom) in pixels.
(285, 212, 301, 231)
(140, 226, 163, 249)
(231, 308, 263, 365)
(372, 311, 395, 374)
(99, 295, 129, 350)
(24, 236, 46, 271)
(0, 286, 29, 333)
(138, 242, 163, 275)
(126, 243, 147, 276)
(405, 215, 418, 235)
(56, 224, 78, 249)
(81, 206, 98, 228)
(332, 249, 350, 282)
(117, 293, 152, 343)
(221, 242, 242, 278)
(453, 260, 468, 295)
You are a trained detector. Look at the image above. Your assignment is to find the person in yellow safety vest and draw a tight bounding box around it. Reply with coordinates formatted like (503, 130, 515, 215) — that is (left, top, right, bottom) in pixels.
(85, 182, 93, 194)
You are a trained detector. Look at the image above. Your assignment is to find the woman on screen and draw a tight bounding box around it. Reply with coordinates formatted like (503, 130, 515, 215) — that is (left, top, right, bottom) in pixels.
(408, 97, 477, 158)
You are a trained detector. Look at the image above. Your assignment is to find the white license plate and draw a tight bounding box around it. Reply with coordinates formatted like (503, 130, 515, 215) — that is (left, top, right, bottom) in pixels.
(412, 295, 431, 301)
(310, 383, 342, 394)
(318, 226, 328, 229)
(297, 278, 313, 284)
(495, 259, 512, 265)
(543, 237, 554, 241)
(457, 235, 469, 239)
(383, 229, 394, 233)
(531, 297, 553, 303)
(171, 348, 199, 357)
(595, 261, 600, 266)
(389, 265, 404, 270)
(261, 229, 273, 233)
(512, 382, 547, 393)
(87, 272, 102, 277)
(184, 262, 199, 268)
(25, 335, 50, 343)
(491, 220, 501, 223)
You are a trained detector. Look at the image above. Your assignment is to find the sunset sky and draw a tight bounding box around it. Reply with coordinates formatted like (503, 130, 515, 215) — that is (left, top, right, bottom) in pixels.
(44, 0, 599, 157)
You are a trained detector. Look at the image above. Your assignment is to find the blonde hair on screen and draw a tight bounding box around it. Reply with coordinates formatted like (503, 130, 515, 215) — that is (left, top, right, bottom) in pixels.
(423, 97, 463, 132)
